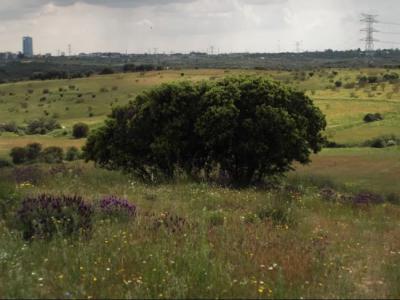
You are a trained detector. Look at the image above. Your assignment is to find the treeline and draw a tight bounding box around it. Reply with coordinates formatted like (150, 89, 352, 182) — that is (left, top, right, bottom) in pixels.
(30, 70, 94, 80)
(123, 64, 165, 72)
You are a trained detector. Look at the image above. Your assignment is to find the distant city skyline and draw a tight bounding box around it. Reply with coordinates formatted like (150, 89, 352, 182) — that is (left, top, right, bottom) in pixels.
(1, 0, 400, 55)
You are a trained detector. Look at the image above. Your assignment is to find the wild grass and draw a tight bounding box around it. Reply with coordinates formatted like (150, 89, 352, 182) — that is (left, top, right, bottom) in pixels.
(0, 163, 399, 298)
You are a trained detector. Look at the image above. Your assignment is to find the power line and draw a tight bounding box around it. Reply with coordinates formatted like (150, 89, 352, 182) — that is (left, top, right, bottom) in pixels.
(378, 41, 400, 45)
(379, 21, 400, 26)
(380, 31, 400, 35)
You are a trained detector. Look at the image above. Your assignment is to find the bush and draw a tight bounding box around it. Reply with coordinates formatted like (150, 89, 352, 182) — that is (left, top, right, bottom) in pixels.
(99, 68, 114, 75)
(40, 147, 64, 164)
(10, 147, 28, 164)
(98, 196, 136, 221)
(0, 122, 19, 133)
(0, 158, 12, 168)
(84, 76, 326, 186)
(25, 117, 62, 135)
(363, 135, 399, 148)
(65, 147, 81, 161)
(16, 194, 94, 240)
(25, 143, 42, 161)
(363, 113, 383, 123)
(72, 122, 89, 139)
(352, 192, 384, 205)
(334, 80, 342, 88)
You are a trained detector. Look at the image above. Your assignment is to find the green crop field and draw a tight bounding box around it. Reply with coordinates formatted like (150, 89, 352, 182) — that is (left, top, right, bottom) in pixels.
(1, 68, 400, 299)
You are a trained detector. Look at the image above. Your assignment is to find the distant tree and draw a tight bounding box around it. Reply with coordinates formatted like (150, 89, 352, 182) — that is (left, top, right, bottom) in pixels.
(10, 147, 27, 164)
(72, 123, 90, 139)
(99, 68, 114, 75)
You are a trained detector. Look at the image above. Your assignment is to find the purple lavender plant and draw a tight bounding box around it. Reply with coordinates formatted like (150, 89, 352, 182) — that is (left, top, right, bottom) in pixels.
(17, 194, 94, 240)
(99, 196, 137, 220)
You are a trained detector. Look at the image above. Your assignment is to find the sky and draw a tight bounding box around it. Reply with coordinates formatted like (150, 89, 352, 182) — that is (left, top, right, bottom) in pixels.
(1, 0, 400, 55)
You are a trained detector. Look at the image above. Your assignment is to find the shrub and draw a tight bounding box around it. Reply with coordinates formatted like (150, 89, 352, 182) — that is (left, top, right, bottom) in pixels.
(98, 196, 136, 220)
(0, 158, 12, 168)
(72, 122, 89, 139)
(352, 192, 384, 205)
(25, 117, 62, 135)
(0, 121, 19, 133)
(386, 193, 400, 205)
(25, 143, 42, 161)
(65, 147, 81, 161)
(43, 89, 49, 94)
(16, 194, 94, 240)
(84, 76, 326, 186)
(10, 147, 28, 164)
(334, 80, 342, 88)
(363, 113, 383, 123)
(364, 135, 399, 148)
(40, 147, 64, 164)
(99, 68, 114, 75)
(383, 72, 399, 82)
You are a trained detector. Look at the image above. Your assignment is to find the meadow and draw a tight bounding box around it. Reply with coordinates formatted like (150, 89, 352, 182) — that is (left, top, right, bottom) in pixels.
(0, 68, 400, 298)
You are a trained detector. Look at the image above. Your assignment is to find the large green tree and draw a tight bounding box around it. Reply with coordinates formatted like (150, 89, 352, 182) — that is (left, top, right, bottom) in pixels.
(84, 76, 326, 186)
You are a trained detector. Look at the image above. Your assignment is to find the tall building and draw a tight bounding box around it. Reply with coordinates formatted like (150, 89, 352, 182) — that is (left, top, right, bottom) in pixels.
(22, 36, 33, 57)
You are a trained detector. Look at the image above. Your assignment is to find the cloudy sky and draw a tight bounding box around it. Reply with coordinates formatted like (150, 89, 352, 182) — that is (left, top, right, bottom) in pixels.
(1, 0, 400, 55)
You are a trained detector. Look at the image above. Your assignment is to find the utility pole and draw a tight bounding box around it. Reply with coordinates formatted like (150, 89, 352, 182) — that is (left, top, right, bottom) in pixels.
(361, 14, 379, 59)
(295, 41, 302, 53)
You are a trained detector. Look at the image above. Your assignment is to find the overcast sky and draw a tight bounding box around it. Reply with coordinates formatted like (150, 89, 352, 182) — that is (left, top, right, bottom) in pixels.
(1, 0, 400, 55)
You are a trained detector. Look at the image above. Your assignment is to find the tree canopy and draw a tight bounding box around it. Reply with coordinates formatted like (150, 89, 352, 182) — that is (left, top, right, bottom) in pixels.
(84, 76, 326, 186)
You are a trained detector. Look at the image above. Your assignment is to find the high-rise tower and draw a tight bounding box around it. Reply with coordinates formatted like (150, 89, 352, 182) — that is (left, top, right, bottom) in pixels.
(23, 36, 33, 57)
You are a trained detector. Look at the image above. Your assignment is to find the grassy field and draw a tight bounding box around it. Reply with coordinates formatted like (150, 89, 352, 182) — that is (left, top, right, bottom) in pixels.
(1, 68, 400, 298)
(1, 68, 399, 192)
(1, 164, 400, 298)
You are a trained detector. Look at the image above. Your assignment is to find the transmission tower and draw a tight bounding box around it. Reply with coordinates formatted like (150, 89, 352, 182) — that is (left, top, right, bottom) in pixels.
(361, 14, 379, 56)
(68, 44, 72, 56)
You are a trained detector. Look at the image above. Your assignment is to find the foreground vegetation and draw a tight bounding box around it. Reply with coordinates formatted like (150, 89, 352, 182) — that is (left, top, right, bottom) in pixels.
(0, 162, 400, 299)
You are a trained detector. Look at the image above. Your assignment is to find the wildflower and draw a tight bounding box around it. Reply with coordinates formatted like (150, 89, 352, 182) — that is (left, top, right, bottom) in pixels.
(258, 287, 265, 294)
(93, 277, 97, 282)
